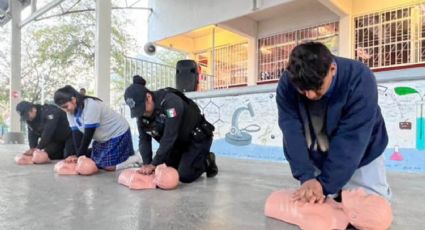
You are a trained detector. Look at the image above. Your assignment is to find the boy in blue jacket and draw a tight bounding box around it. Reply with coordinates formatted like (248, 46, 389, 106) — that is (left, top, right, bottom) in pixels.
(276, 42, 391, 203)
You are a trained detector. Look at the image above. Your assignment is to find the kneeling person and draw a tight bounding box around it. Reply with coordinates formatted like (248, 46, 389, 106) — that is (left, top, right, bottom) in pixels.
(16, 101, 74, 160)
(124, 75, 218, 183)
(54, 85, 140, 171)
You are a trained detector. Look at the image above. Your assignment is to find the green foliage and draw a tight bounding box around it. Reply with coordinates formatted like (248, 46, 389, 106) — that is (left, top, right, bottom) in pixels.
(1, 0, 146, 119)
(17, 0, 141, 108)
(0, 25, 10, 123)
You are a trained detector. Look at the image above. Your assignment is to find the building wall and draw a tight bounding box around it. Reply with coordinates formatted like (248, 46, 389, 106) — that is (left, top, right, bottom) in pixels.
(157, 29, 246, 54)
(148, 0, 293, 42)
(257, 2, 339, 38)
(193, 30, 247, 52)
(157, 36, 195, 52)
(139, 0, 425, 174)
(219, 17, 258, 38)
(187, 76, 425, 173)
(123, 69, 425, 174)
(352, 0, 424, 15)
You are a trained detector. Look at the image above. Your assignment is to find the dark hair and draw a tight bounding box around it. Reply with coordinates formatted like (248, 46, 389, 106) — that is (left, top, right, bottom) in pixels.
(54, 85, 101, 114)
(286, 42, 333, 91)
(133, 75, 152, 95)
(133, 75, 146, 86)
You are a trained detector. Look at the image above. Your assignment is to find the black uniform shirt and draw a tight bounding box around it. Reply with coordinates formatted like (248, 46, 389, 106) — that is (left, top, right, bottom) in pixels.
(137, 90, 201, 166)
(27, 104, 72, 150)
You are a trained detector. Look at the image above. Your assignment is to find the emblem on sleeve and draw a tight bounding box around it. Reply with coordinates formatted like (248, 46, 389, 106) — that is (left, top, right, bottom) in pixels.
(126, 98, 136, 108)
(166, 108, 177, 118)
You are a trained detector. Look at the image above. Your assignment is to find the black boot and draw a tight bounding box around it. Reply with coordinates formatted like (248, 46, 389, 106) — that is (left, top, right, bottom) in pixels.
(206, 152, 218, 178)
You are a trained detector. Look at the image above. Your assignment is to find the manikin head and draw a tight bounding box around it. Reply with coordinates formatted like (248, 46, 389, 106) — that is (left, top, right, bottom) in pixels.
(342, 188, 393, 230)
(154, 164, 179, 190)
(32, 149, 50, 164)
(76, 156, 98, 175)
(54, 160, 78, 175)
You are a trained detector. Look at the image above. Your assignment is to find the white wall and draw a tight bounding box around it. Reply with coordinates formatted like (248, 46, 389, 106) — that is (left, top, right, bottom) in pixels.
(157, 36, 195, 52)
(352, 0, 423, 15)
(219, 17, 258, 38)
(257, 2, 339, 38)
(148, 0, 292, 42)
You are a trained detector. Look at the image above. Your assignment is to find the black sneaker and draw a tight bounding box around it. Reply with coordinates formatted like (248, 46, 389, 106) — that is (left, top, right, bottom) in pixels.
(206, 152, 218, 178)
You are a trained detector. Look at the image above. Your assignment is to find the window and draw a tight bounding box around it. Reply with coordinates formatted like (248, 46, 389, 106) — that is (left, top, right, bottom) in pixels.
(195, 42, 248, 90)
(258, 31, 296, 83)
(419, 4, 425, 62)
(214, 43, 248, 88)
(258, 22, 339, 82)
(355, 7, 415, 69)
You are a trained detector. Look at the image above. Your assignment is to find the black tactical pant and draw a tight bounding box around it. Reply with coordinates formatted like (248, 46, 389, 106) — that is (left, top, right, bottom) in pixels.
(165, 136, 213, 183)
(44, 137, 74, 160)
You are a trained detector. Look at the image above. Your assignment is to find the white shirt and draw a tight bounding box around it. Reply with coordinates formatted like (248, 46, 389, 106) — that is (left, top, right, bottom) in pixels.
(67, 98, 129, 143)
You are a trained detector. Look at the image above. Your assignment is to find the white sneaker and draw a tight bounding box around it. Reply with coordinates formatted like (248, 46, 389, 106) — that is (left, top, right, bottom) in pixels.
(116, 151, 143, 170)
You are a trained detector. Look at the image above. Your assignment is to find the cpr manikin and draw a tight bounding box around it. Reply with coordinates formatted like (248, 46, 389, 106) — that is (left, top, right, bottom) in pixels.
(118, 163, 179, 190)
(14, 154, 33, 165)
(32, 149, 50, 164)
(264, 188, 392, 230)
(118, 169, 156, 189)
(265, 189, 349, 230)
(153, 164, 179, 189)
(15, 149, 50, 165)
(53, 156, 99, 175)
(76, 156, 98, 175)
(342, 188, 393, 230)
(54, 160, 78, 175)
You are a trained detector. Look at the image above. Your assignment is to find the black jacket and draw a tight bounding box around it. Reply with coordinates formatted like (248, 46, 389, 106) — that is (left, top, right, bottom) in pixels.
(27, 104, 72, 152)
(137, 89, 203, 166)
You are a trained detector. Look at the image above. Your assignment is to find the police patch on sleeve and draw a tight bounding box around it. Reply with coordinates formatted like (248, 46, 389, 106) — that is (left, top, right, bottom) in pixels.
(126, 98, 136, 108)
(166, 108, 177, 118)
(47, 114, 54, 120)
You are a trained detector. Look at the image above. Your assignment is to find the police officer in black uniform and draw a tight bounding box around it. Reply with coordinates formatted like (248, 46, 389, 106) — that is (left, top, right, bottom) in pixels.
(124, 75, 218, 183)
(16, 101, 75, 160)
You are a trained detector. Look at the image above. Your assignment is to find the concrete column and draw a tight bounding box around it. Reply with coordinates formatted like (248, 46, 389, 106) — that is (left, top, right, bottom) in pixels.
(247, 37, 258, 86)
(10, 0, 22, 132)
(338, 15, 353, 58)
(317, 0, 353, 58)
(95, 0, 111, 105)
(31, 0, 37, 13)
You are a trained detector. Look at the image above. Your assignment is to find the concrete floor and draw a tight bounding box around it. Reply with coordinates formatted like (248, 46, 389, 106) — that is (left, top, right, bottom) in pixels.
(0, 144, 424, 230)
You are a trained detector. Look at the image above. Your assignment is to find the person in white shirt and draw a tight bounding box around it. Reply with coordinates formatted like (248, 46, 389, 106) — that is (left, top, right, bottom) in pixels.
(54, 85, 140, 171)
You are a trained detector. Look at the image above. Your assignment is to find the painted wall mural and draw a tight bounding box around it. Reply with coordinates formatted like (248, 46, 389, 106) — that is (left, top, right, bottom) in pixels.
(195, 93, 284, 162)
(125, 80, 425, 173)
(376, 81, 425, 172)
(193, 80, 425, 173)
